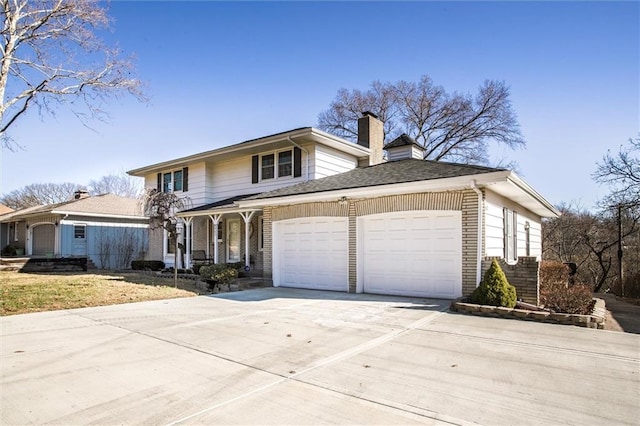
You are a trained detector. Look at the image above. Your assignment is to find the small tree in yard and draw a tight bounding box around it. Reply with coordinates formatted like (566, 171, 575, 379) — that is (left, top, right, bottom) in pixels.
(470, 259, 517, 308)
(142, 189, 190, 287)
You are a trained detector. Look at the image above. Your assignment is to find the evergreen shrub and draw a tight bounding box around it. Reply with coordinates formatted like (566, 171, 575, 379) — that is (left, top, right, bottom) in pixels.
(470, 259, 517, 308)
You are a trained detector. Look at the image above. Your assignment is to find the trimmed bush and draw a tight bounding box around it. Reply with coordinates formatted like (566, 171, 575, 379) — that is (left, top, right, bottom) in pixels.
(541, 284, 594, 314)
(1, 245, 17, 256)
(539, 260, 570, 289)
(131, 260, 165, 271)
(199, 264, 239, 291)
(622, 272, 640, 299)
(470, 259, 517, 308)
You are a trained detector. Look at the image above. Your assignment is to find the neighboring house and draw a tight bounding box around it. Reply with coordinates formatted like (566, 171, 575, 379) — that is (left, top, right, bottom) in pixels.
(0, 203, 15, 250)
(128, 113, 559, 303)
(0, 192, 148, 269)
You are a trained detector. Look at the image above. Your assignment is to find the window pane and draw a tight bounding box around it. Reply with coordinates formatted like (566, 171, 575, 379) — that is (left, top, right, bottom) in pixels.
(262, 154, 274, 180)
(163, 173, 172, 192)
(74, 226, 85, 239)
(173, 170, 183, 191)
(278, 150, 292, 177)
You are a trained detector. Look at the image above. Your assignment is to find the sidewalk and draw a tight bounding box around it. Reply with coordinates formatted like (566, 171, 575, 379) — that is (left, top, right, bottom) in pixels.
(601, 293, 640, 334)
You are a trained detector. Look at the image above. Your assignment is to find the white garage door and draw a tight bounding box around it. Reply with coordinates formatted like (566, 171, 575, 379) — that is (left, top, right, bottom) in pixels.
(273, 217, 348, 291)
(359, 211, 462, 298)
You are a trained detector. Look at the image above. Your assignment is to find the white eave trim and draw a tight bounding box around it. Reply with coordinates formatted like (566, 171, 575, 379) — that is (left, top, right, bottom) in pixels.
(237, 171, 512, 208)
(51, 210, 148, 221)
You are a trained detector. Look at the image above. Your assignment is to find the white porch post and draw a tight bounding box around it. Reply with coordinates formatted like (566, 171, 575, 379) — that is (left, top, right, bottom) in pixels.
(239, 211, 257, 270)
(183, 217, 193, 268)
(209, 214, 222, 264)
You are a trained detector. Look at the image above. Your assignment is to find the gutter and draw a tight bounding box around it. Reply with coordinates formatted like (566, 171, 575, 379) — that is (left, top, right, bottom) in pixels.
(470, 180, 483, 287)
(287, 136, 310, 182)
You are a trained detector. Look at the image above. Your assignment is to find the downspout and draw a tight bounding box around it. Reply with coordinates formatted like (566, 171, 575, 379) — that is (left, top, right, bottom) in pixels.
(470, 180, 483, 287)
(287, 136, 309, 182)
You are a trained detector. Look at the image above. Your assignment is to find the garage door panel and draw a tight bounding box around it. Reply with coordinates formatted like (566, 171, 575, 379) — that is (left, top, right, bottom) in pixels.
(274, 217, 348, 292)
(360, 211, 462, 298)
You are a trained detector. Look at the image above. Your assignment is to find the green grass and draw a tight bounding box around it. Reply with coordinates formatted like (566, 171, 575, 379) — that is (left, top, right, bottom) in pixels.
(0, 271, 206, 316)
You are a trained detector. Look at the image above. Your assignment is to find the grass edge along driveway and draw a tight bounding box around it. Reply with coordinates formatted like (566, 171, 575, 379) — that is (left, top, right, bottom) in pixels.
(0, 271, 204, 316)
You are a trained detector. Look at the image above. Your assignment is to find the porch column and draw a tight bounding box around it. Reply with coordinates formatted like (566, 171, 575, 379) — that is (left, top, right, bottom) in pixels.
(239, 211, 257, 270)
(183, 217, 193, 268)
(209, 214, 222, 264)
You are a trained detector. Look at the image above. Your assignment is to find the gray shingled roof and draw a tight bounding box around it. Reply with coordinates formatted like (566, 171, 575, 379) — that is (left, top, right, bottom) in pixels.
(247, 159, 504, 200)
(384, 133, 419, 149)
(181, 194, 261, 213)
(0, 194, 145, 221)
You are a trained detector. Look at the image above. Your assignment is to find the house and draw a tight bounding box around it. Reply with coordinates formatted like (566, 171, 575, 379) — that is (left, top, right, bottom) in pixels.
(0, 203, 15, 250)
(128, 113, 559, 303)
(0, 192, 149, 269)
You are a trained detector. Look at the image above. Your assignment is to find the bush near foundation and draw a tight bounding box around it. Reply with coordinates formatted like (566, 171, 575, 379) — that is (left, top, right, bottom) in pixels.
(470, 259, 517, 308)
(541, 284, 594, 314)
(199, 264, 238, 291)
(131, 260, 165, 271)
(622, 272, 640, 298)
(540, 260, 594, 314)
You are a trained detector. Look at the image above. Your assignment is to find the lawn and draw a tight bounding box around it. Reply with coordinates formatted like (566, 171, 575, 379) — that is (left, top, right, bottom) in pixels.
(0, 271, 206, 316)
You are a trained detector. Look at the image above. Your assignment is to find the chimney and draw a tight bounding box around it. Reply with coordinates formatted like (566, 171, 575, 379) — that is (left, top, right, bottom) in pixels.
(357, 111, 384, 166)
(73, 190, 90, 200)
(384, 134, 425, 161)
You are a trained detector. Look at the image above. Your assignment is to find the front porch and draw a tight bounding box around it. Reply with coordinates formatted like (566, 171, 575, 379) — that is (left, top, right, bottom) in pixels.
(175, 197, 264, 274)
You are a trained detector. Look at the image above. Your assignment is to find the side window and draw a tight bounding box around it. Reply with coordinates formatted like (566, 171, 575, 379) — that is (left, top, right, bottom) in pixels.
(173, 170, 183, 192)
(503, 208, 517, 262)
(524, 221, 531, 257)
(163, 172, 172, 192)
(261, 154, 275, 180)
(258, 216, 264, 251)
(278, 150, 292, 177)
(74, 225, 86, 239)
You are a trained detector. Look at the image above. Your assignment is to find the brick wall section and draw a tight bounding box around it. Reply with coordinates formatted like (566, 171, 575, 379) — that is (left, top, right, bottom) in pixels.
(348, 202, 357, 292)
(267, 191, 478, 295)
(262, 207, 273, 284)
(482, 256, 540, 305)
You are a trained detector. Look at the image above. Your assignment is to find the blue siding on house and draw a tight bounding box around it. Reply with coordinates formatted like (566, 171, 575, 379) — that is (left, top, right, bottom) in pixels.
(60, 222, 148, 269)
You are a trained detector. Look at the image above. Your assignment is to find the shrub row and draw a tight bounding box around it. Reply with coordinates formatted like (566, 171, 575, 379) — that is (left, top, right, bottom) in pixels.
(539, 260, 594, 314)
(131, 260, 165, 271)
(199, 264, 239, 291)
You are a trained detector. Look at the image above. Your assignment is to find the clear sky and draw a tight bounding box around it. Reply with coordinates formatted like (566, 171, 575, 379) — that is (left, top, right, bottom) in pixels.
(1, 0, 638, 211)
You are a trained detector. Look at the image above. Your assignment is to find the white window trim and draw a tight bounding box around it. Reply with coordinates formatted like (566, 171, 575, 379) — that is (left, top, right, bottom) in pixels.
(503, 208, 518, 264)
(162, 169, 184, 193)
(259, 148, 294, 181)
(14, 221, 18, 242)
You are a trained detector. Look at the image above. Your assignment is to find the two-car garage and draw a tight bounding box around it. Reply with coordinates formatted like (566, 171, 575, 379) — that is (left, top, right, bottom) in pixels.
(272, 211, 462, 299)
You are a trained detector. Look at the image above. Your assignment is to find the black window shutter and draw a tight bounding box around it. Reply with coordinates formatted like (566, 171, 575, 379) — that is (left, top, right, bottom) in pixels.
(157, 173, 162, 192)
(293, 147, 302, 178)
(251, 155, 259, 183)
(182, 167, 189, 192)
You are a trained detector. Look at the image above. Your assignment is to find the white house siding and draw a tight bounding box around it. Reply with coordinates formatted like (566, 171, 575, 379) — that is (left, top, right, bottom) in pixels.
(484, 190, 543, 260)
(142, 161, 209, 207)
(313, 145, 359, 179)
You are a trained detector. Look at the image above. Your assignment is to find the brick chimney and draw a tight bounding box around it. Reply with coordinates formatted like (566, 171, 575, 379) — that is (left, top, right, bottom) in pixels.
(357, 111, 384, 166)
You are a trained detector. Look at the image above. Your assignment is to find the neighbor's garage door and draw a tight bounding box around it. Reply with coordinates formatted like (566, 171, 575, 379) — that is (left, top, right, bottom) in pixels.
(32, 223, 55, 256)
(359, 211, 462, 298)
(273, 217, 348, 291)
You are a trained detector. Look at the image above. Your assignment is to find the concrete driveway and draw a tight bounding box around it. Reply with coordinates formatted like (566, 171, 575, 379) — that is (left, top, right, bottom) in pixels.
(1, 288, 639, 425)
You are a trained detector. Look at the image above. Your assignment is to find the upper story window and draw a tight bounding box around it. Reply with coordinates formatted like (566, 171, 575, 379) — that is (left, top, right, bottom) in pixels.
(157, 167, 188, 193)
(252, 147, 302, 183)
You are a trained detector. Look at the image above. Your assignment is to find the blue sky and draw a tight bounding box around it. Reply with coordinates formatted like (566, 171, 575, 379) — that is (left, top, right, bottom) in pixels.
(1, 1, 638, 211)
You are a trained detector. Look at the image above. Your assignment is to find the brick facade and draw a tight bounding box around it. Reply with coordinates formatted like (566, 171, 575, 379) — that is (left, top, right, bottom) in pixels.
(266, 190, 481, 296)
(482, 256, 540, 305)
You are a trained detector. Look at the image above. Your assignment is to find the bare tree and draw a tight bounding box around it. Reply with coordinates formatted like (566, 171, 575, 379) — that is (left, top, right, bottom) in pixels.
(0, 181, 80, 208)
(88, 173, 143, 198)
(594, 135, 640, 205)
(0, 0, 144, 149)
(318, 76, 524, 165)
(142, 189, 190, 287)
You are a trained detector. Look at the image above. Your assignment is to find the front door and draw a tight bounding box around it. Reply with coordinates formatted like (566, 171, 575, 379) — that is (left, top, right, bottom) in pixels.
(72, 225, 87, 256)
(227, 218, 241, 262)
